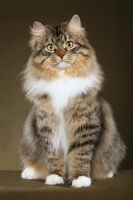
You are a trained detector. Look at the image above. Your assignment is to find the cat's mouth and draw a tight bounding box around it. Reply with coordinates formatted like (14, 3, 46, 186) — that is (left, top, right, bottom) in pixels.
(57, 60, 72, 69)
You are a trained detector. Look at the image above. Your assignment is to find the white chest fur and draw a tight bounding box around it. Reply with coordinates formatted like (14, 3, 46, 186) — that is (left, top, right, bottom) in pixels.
(25, 72, 101, 157)
(25, 72, 101, 110)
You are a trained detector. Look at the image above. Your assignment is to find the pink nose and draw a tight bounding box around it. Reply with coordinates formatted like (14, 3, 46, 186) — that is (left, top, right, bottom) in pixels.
(57, 49, 66, 59)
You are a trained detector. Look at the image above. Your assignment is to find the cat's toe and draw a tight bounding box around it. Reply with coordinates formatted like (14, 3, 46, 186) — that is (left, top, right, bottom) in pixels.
(107, 172, 114, 178)
(45, 174, 64, 185)
(72, 176, 91, 188)
(21, 167, 37, 179)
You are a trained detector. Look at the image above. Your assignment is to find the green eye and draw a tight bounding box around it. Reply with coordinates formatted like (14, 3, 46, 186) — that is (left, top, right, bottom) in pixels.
(47, 44, 55, 51)
(66, 41, 73, 49)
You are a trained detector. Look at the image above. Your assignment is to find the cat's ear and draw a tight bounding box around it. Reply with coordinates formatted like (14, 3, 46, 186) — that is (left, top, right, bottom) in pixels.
(30, 21, 45, 36)
(67, 15, 82, 30)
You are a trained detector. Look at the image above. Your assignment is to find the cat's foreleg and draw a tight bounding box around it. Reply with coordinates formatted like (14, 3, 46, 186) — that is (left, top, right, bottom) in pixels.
(67, 141, 95, 188)
(45, 153, 66, 185)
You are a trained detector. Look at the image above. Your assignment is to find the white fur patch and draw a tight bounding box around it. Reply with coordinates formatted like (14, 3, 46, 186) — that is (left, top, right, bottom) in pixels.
(107, 172, 114, 178)
(72, 176, 91, 188)
(48, 111, 68, 157)
(21, 167, 38, 180)
(56, 111, 68, 159)
(45, 174, 64, 185)
(57, 61, 71, 69)
(24, 71, 101, 110)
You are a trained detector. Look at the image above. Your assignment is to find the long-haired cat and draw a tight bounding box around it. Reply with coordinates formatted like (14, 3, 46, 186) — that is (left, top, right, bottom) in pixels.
(20, 15, 126, 188)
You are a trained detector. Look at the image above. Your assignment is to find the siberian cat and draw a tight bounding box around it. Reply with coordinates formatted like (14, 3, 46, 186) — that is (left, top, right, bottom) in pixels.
(20, 15, 126, 188)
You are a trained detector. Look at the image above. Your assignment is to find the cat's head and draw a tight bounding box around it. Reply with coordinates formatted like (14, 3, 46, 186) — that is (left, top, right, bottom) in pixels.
(28, 15, 96, 80)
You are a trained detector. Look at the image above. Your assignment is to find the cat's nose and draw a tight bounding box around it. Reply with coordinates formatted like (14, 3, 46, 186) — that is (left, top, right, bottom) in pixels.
(57, 49, 66, 59)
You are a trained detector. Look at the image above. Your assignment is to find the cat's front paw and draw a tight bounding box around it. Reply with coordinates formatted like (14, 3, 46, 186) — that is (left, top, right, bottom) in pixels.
(21, 167, 38, 180)
(107, 172, 114, 178)
(45, 174, 64, 185)
(72, 176, 91, 188)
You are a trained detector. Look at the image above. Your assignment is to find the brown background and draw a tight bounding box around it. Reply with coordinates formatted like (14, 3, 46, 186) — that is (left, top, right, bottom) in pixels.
(0, 0, 132, 170)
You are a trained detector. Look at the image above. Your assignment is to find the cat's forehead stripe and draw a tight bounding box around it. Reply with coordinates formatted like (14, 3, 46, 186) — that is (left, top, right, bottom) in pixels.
(51, 26, 70, 42)
(53, 25, 62, 37)
(49, 27, 69, 45)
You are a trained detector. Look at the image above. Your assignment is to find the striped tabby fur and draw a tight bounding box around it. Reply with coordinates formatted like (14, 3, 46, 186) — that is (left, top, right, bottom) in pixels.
(20, 15, 126, 187)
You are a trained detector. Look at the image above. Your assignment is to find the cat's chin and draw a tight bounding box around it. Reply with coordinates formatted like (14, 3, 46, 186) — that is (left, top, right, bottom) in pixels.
(57, 61, 71, 69)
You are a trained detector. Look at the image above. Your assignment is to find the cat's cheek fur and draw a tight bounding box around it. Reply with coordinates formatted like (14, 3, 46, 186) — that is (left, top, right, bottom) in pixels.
(45, 174, 64, 185)
(72, 176, 91, 188)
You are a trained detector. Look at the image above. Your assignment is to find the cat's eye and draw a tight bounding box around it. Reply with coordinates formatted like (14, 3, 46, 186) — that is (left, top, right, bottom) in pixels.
(66, 41, 73, 49)
(47, 44, 55, 51)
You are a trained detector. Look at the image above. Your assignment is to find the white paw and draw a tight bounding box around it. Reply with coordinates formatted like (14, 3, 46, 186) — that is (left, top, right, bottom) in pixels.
(107, 172, 114, 178)
(72, 176, 91, 188)
(45, 174, 64, 185)
(21, 167, 38, 180)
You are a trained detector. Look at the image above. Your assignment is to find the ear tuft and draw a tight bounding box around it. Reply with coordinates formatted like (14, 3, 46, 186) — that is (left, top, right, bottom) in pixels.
(68, 15, 81, 29)
(30, 21, 44, 36)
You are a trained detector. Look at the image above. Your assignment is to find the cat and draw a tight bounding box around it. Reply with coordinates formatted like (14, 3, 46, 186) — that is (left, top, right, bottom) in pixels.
(19, 15, 126, 188)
